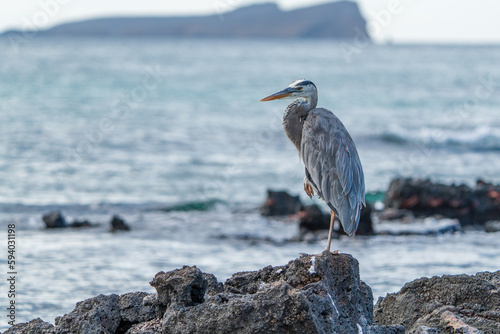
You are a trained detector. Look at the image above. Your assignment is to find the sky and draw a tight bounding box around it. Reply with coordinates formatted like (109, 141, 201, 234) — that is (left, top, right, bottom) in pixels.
(1, 0, 499, 44)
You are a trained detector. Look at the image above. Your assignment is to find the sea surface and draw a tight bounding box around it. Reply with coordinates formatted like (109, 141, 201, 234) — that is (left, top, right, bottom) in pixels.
(0, 37, 500, 330)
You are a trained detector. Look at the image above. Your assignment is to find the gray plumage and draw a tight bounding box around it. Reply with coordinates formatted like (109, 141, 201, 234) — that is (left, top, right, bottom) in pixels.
(300, 109, 365, 236)
(261, 79, 365, 242)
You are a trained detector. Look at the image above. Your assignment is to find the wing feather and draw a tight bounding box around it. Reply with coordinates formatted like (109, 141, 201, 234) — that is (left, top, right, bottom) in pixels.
(300, 108, 365, 236)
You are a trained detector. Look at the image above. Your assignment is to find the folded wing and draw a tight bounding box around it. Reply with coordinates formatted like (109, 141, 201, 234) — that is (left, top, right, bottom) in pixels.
(300, 108, 365, 236)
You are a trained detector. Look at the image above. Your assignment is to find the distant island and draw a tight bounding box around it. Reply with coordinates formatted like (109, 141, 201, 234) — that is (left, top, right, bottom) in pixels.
(2, 1, 369, 39)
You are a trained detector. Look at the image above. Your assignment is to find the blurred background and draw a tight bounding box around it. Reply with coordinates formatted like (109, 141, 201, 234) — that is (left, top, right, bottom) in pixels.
(1, 0, 499, 330)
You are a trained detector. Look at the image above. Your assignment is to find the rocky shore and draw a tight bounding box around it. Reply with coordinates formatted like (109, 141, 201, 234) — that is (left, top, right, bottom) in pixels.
(4, 252, 499, 334)
(4, 253, 400, 334)
(4, 177, 499, 333)
(375, 270, 500, 333)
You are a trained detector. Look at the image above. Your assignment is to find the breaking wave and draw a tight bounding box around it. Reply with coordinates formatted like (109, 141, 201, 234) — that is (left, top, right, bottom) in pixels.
(378, 125, 500, 151)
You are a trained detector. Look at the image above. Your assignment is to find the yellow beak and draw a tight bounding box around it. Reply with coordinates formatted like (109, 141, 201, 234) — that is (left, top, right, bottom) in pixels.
(260, 88, 293, 101)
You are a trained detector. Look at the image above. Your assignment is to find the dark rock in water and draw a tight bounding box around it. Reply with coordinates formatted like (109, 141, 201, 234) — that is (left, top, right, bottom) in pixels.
(288, 229, 334, 243)
(299, 203, 374, 236)
(42, 212, 97, 229)
(475, 179, 500, 225)
(385, 178, 500, 226)
(110, 215, 130, 232)
(385, 178, 474, 224)
(42, 211, 67, 228)
(263, 190, 373, 237)
(374, 270, 500, 334)
(485, 220, 500, 233)
(299, 204, 330, 231)
(150, 253, 403, 334)
(215, 233, 282, 245)
(338, 204, 374, 236)
(69, 220, 93, 228)
(260, 189, 302, 216)
(3, 318, 55, 334)
(158, 199, 220, 212)
(358, 204, 374, 235)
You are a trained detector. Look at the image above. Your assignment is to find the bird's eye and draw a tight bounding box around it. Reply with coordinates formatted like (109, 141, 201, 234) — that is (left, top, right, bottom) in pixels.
(297, 87, 303, 90)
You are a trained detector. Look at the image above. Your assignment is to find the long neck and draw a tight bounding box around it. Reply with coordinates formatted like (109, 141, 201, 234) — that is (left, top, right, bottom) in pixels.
(282, 99, 315, 152)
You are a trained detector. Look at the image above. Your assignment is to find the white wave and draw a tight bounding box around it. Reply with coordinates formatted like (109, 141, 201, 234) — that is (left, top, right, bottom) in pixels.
(380, 125, 500, 150)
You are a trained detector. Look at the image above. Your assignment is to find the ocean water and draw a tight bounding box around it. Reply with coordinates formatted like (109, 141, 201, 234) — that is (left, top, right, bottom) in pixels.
(1, 38, 500, 330)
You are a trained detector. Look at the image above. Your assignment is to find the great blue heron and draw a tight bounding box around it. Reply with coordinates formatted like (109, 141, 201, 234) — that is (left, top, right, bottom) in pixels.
(260, 79, 365, 252)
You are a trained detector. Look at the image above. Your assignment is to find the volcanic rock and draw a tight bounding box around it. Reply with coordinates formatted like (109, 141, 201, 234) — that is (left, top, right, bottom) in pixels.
(298, 203, 374, 236)
(51, 292, 157, 334)
(374, 270, 500, 333)
(299, 204, 330, 231)
(339, 204, 374, 235)
(260, 189, 302, 216)
(384, 178, 500, 226)
(110, 215, 130, 232)
(42, 211, 67, 228)
(3, 318, 55, 334)
(69, 220, 93, 228)
(150, 252, 403, 334)
(3, 254, 405, 334)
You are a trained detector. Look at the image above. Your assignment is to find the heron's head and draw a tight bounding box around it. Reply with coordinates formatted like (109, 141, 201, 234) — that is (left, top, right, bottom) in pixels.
(260, 79, 317, 103)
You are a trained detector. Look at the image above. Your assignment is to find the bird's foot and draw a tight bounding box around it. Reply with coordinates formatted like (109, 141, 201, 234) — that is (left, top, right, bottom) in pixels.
(304, 182, 315, 198)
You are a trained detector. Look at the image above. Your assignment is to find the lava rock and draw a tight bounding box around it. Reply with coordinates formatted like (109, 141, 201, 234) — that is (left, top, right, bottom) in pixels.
(358, 204, 374, 235)
(260, 189, 302, 216)
(299, 204, 374, 236)
(110, 215, 130, 232)
(338, 204, 374, 236)
(51, 292, 157, 334)
(384, 178, 474, 224)
(150, 266, 208, 315)
(385, 178, 500, 226)
(42, 211, 67, 228)
(299, 204, 330, 231)
(374, 270, 500, 333)
(54, 294, 121, 333)
(42, 212, 96, 229)
(118, 292, 157, 332)
(151, 252, 403, 334)
(4, 255, 407, 334)
(124, 319, 161, 334)
(3, 318, 55, 334)
(474, 179, 500, 224)
(69, 220, 93, 228)
(203, 272, 224, 297)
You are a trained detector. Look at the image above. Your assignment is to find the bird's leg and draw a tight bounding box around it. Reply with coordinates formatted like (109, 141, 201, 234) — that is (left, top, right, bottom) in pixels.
(325, 210, 338, 254)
